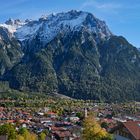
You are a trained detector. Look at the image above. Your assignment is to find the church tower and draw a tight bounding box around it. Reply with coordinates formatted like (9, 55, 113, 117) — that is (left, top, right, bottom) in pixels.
(84, 108, 88, 118)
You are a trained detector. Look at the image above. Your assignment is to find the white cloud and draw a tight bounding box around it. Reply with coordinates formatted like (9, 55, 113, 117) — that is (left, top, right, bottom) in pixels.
(81, 0, 122, 11)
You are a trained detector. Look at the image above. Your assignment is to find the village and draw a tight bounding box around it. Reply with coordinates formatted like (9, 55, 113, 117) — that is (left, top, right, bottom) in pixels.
(0, 98, 140, 140)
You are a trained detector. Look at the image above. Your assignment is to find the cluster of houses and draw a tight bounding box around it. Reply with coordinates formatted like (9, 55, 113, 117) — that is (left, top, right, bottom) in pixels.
(0, 107, 32, 124)
(0, 107, 82, 140)
(34, 110, 82, 139)
(0, 102, 140, 140)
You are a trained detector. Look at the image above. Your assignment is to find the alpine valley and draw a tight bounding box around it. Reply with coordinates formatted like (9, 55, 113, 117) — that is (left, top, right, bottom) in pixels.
(0, 10, 140, 102)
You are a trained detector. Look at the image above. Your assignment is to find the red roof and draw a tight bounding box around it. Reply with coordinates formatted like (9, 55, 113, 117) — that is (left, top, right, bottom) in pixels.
(19, 119, 28, 123)
(6, 120, 15, 123)
(123, 121, 140, 140)
(51, 126, 65, 131)
(54, 131, 71, 138)
(47, 112, 57, 115)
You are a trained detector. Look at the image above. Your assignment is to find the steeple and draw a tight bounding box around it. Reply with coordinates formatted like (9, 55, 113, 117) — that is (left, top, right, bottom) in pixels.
(84, 108, 88, 118)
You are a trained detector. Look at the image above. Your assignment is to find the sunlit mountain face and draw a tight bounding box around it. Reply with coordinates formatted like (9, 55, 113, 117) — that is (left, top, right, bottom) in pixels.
(0, 10, 140, 102)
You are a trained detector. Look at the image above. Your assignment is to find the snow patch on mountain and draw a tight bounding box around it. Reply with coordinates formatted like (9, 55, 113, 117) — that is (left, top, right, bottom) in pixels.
(0, 23, 18, 34)
(0, 10, 112, 46)
(0, 20, 26, 34)
(15, 22, 42, 41)
(35, 12, 89, 45)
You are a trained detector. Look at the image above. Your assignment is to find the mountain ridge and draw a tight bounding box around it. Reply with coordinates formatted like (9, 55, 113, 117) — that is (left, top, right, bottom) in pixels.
(0, 10, 140, 102)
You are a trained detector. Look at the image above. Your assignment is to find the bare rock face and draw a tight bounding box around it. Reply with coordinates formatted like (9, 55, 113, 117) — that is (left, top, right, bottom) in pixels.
(0, 27, 23, 75)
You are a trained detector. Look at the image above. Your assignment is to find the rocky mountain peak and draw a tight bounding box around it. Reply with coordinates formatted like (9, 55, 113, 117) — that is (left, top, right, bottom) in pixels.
(13, 11, 112, 45)
(0, 10, 140, 101)
(5, 18, 14, 25)
(5, 18, 23, 26)
(0, 11, 112, 48)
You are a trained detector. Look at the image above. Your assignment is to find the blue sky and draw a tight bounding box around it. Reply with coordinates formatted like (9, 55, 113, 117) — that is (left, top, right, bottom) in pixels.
(0, 0, 140, 47)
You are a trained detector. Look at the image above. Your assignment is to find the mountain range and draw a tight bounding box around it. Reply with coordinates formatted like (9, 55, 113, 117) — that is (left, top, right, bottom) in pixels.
(0, 10, 140, 102)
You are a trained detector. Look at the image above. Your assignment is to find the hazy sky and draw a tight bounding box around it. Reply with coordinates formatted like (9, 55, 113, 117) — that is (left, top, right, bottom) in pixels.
(0, 0, 140, 47)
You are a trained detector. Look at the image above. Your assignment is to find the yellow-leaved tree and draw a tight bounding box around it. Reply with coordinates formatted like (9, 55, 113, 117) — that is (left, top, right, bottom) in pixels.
(18, 128, 37, 140)
(17, 135, 25, 140)
(82, 115, 112, 140)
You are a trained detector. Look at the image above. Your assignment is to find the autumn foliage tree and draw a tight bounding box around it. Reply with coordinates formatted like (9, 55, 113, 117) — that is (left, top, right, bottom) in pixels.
(0, 124, 38, 140)
(17, 135, 25, 140)
(82, 115, 112, 140)
(38, 132, 46, 140)
(18, 128, 37, 140)
(0, 123, 17, 140)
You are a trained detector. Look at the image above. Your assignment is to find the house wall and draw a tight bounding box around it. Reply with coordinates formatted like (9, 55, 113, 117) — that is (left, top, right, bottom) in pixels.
(0, 135, 8, 140)
(113, 125, 135, 140)
(114, 134, 130, 140)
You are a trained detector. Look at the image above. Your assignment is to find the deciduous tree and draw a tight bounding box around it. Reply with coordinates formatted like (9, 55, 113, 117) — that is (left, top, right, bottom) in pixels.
(82, 115, 112, 140)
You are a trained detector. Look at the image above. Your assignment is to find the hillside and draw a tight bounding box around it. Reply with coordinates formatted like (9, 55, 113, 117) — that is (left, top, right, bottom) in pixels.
(0, 10, 140, 102)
